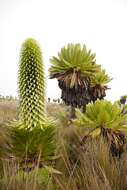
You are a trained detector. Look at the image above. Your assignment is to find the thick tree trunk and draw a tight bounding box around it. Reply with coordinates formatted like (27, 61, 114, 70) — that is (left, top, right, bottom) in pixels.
(70, 106, 76, 119)
(82, 105, 86, 113)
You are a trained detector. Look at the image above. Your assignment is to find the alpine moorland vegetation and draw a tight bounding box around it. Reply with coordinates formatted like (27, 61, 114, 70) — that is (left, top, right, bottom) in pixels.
(1, 101, 127, 189)
(0, 40, 127, 190)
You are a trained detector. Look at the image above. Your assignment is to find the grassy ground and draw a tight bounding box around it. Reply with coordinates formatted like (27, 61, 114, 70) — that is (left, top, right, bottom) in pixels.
(0, 100, 127, 190)
(0, 100, 17, 123)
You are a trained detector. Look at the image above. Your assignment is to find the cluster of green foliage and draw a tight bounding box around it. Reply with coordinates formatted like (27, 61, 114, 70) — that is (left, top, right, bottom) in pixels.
(75, 99, 127, 132)
(48, 43, 127, 157)
(49, 44, 99, 79)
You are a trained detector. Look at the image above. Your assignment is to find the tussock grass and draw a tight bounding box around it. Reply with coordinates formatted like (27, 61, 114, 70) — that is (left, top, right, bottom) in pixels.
(0, 101, 127, 190)
(54, 136, 127, 190)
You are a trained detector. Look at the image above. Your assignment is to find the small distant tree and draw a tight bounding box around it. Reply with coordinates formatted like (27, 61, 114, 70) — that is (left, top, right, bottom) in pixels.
(53, 99, 58, 103)
(48, 97, 51, 103)
(58, 98, 60, 103)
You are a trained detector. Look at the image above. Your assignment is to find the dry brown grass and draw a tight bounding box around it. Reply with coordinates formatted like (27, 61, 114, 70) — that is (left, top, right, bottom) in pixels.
(54, 133, 127, 190)
(0, 100, 17, 123)
(1, 101, 127, 190)
(0, 100, 65, 123)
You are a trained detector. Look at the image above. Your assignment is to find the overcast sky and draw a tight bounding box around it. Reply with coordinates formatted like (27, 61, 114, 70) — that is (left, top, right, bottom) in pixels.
(0, 0, 127, 101)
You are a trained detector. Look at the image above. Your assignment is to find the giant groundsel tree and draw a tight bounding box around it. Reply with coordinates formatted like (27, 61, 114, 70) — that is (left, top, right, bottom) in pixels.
(74, 99, 127, 157)
(49, 44, 100, 108)
(49, 44, 111, 118)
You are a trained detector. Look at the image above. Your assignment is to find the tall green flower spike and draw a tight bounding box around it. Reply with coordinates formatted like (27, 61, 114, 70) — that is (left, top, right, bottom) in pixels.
(19, 38, 45, 129)
(11, 38, 56, 161)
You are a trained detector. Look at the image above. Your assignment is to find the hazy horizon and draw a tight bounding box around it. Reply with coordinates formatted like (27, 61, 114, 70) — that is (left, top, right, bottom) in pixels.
(0, 0, 127, 101)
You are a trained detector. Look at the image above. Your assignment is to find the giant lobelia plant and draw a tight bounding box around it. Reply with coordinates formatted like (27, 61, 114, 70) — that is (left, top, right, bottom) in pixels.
(19, 38, 45, 129)
(11, 38, 56, 163)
